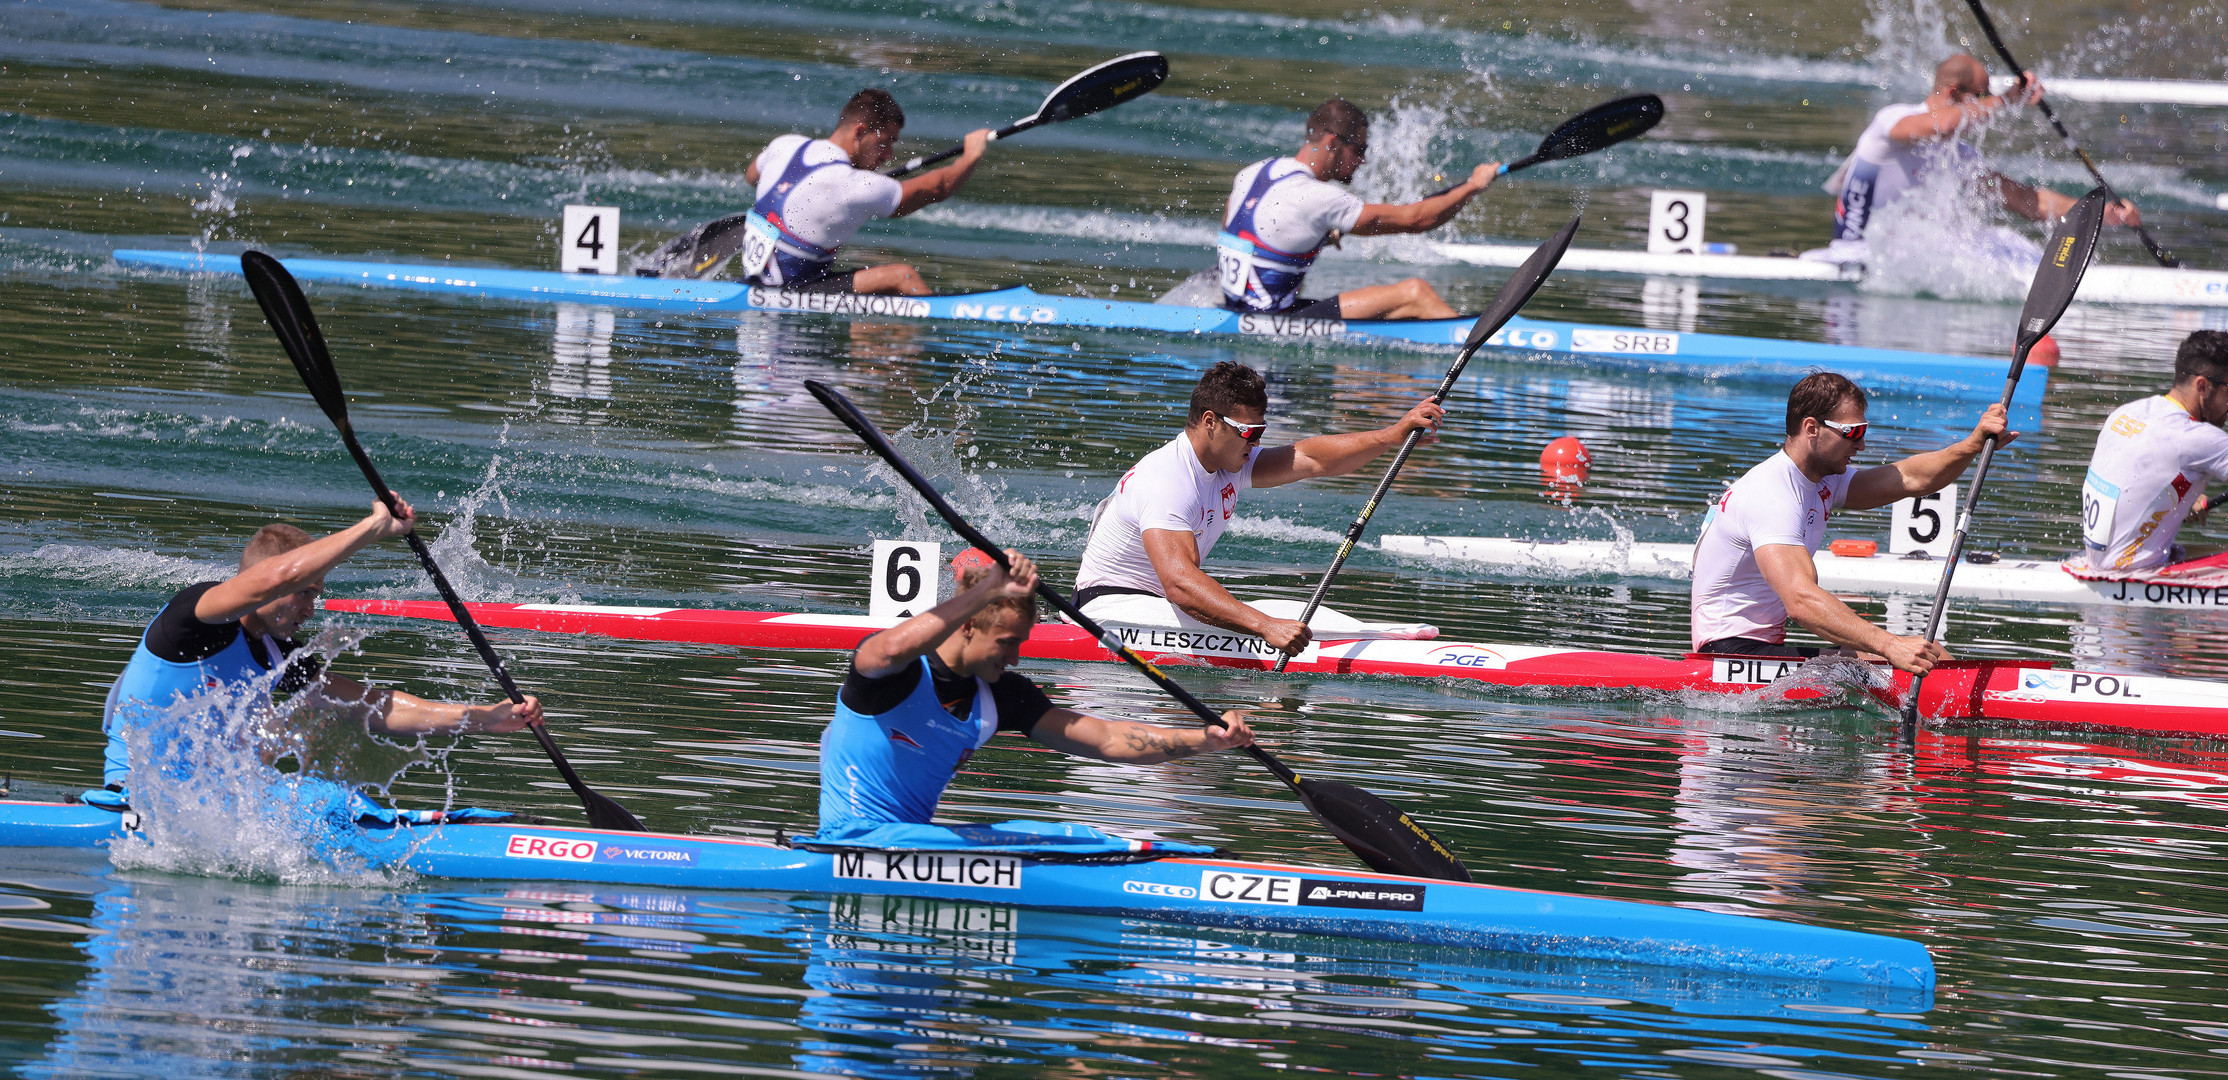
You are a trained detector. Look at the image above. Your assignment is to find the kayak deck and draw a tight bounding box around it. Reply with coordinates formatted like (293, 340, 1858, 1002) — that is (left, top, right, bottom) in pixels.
(324, 600, 2228, 739)
(109, 249, 2038, 403)
(0, 802, 1933, 989)
(1381, 535, 2228, 610)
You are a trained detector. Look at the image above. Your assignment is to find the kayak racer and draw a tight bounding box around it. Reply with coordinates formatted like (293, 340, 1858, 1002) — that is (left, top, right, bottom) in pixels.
(1691, 372, 2017, 674)
(99, 497, 540, 815)
(1804, 54, 2142, 269)
(1071, 361, 1443, 656)
(1218, 98, 1499, 321)
(646, 88, 992, 294)
(2079, 331, 2228, 573)
(819, 550, 1254, 833)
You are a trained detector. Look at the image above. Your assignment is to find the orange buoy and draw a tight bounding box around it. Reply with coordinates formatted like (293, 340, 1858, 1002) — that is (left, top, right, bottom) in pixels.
(950, 547, 996, 576)
(2028, 333, 2061, 368)
(1539, 436, 1591, 482)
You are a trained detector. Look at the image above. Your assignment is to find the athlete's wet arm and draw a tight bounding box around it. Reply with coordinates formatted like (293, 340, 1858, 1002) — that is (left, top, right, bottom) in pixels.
(1027, 707, 1255, 764)
(1142, 529, 1278, 633)
(1844, 406, 2017, 511)
(892, 128, 992, 217)
(1252, 401, 1444, 487)
(1348, 164, 1499, 236)
(309, 673, 543, 735)
(854, 550, 1035, 678)
(745, 161, 761, 186)
(1754, 545, 1903, 654)
(195, 497, 416, 623)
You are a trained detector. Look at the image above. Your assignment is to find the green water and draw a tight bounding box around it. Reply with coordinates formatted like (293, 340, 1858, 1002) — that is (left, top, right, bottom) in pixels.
(6, 0, 2228, 1074)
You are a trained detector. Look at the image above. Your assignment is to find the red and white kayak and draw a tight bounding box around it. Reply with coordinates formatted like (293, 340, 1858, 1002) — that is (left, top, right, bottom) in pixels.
(325, 599, 2228, 738)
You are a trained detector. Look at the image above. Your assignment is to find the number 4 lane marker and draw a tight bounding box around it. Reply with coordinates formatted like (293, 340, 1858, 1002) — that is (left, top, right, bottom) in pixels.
(561, 205, 620, 274)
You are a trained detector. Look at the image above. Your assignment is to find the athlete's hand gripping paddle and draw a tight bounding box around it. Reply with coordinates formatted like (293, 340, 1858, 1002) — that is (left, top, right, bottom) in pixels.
(645, 53, 1167, 279)
(1900, 190, 2106, 735)
(240, 251, 649, 833)
(1273, 217, 1580, 674)
(805, 380, 1472, 883)
(1423, 94, 1663, 197)
(1962, 0, 2177, 268)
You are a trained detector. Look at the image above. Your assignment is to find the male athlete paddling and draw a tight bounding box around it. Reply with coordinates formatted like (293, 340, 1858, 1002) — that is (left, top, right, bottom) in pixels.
(1691, 372, 2015, 674)
(2079, 331, 2228, 573)
(1805, 54, 2141, 269)
(1218, 99, 1500, 321)
(650, 89, 991, 293)
(104, 498, 540, 799)
(1072, 362, 1443, 656)
(820, 552, 1254, 831)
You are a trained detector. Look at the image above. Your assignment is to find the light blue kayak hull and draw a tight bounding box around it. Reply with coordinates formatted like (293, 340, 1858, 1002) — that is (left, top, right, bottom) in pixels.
(111, 249, 2040, 403)
(0, 802, 1932, 990)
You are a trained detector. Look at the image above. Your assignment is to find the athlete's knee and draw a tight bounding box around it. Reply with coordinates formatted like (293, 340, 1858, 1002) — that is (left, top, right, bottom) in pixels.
(1400, 277, 1440, 300)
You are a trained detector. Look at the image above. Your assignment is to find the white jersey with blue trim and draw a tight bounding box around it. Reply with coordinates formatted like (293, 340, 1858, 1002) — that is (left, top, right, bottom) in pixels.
(1690, 451, 1854, 649)
(747, 135, 903, 256)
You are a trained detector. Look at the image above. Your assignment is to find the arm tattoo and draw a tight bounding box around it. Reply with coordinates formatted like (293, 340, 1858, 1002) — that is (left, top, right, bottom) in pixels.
(1121, 726, 1201, 760)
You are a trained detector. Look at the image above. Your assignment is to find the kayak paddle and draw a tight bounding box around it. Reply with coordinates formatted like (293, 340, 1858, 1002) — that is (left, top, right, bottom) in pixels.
(1424, 94, 1664, 197)
(890, 51, 1168, 177)
(646, 52, 1167, 279)
(805, 379, 1473, 883)
(1962, 0, 2177, 268)
(1900, 189, 2106, 735)
(1273, 216, 1580, 674)
(240, 251, 649, 833)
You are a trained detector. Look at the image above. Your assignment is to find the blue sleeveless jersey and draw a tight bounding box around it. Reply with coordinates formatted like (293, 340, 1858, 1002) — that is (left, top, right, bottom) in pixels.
(103, 598, 287, 789)
(817, 657, 998, 830)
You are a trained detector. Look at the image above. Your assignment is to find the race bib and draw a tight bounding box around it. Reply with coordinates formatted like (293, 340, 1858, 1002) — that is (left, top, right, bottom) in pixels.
(739, 212, 781, 281)
(1215, 234, 1252, 297)
(2081, 468, 2120, 550)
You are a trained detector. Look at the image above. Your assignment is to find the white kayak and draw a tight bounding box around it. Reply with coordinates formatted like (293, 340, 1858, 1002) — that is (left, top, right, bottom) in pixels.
(1429, 244, 2228, 308)
(1380, 536, 2228, 610)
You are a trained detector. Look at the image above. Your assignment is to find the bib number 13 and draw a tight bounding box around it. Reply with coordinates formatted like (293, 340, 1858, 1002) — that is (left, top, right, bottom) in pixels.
(1216, 247, 1247, 295)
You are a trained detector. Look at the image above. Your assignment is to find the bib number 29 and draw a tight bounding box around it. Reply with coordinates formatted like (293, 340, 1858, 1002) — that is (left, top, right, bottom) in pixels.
(560, 205, 620, 274)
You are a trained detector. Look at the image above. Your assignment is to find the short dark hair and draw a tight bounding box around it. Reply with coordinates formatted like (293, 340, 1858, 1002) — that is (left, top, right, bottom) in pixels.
(241, 523, 313, 570)
(1188, 361, 1269, 424)
(837, 88, 905, 132)
(2175, 331, 2228, 387)
(1785, 372, 1867, 435)
(956, 563, 1036, 631)
(1305, 99, 1367, 144)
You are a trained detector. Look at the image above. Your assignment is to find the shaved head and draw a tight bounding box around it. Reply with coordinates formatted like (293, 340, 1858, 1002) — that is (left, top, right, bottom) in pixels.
(1934, 53, 1990, 96)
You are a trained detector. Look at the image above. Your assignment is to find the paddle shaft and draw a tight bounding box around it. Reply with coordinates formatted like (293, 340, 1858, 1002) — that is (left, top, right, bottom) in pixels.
(1270, 350, 1482, 674)
(891, 119, 1026, 178)
(1962, 0, 2179, 268)
(1899, 396, 2016, 729)
(324, 422, 622, 805)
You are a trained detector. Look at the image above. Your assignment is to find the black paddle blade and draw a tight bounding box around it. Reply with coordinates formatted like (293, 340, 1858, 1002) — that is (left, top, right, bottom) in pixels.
(1295, 778, 1471, 882)
(638, 212, 753, 281)
(241, 251, 351, 430)
(1030, 51, 1167, 124)
(577, 783, 647, 832)
(1529, 94, 1663, 165)
(2016, 187, 2107, 355)
(1463, 215, 1581, 353)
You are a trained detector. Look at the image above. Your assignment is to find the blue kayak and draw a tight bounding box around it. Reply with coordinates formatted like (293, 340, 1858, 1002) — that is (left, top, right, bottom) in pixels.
(110, 249, 2040, 403)
(0, 799, 1933, 990)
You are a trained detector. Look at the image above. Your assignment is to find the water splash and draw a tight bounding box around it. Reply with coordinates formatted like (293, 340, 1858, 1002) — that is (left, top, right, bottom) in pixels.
(105, 627, 448, 885)
(1860, 140, 2040, 303)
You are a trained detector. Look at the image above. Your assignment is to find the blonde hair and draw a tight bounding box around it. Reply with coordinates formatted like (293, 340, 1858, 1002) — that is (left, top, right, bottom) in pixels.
(241, 522, 313, 569)
(957, 563, 1038, 630)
